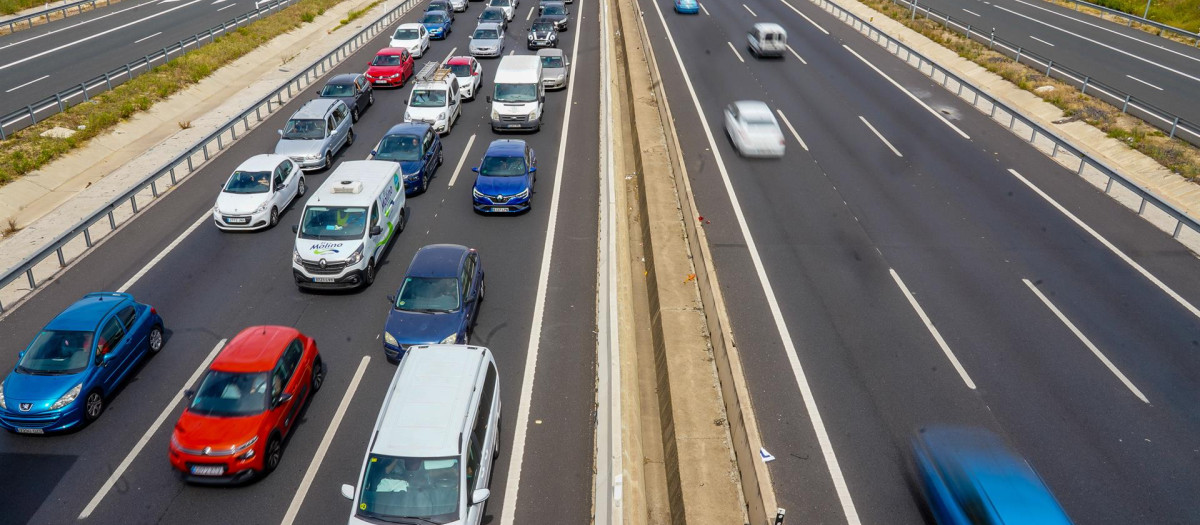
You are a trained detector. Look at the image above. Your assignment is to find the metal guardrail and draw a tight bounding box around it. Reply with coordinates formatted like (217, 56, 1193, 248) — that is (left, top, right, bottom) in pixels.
(807, 0, 1200, 245)
(1051, 0, 1200, 46)
(0, 0, 301, 139)
(0, 0, 417, 313)
(2, 0, 115, 35)
(889, 0, 1200, 148)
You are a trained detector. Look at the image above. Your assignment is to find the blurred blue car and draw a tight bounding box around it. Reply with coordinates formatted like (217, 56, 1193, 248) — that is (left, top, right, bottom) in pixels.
(369, 122, 442, 195)
(422, 10, 453, 39)
(382, 244, 484, 362)
(0, 292, 164, 433)
(913, 426, 1073, 525)
(472, 139, 537, 214)
(674, 0, 699, 14)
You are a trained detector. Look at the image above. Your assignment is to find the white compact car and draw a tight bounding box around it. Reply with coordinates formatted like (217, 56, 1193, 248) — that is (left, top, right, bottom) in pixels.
(723, 100, 786, 158)
(213, 154, 305, 230)
(445, 56, 483, 100)
(487, 0, 516, 21)
(390, 23, 430, 58)
(448, 0, 467, 11)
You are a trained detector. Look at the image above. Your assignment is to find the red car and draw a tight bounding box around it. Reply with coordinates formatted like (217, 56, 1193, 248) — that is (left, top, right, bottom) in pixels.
(168, 326, 324, 484)
(365, 48, 414, 88)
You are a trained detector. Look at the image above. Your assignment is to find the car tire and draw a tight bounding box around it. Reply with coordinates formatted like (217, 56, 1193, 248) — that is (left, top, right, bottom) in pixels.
(322, 151, 332, 171)
(438, 150, 444, 166)
(83, 390, 104, 423)
(347, 129, 356, 147)
(148, 325, 164, 354)
(264, 435, 283, 474)
(352, 107, 360, 122)
(364, 259, 376, 287)
(297, 176, 307, 197)
(479, 276, 485, 301)
(312, 357, 325, 393)
(269, 207, 279, 227)
(368, 91, 375, 106)
(421, 173, 429, 193)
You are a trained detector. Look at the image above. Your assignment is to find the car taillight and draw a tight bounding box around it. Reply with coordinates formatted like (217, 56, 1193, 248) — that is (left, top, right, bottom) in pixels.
(151, 307, 157, 316)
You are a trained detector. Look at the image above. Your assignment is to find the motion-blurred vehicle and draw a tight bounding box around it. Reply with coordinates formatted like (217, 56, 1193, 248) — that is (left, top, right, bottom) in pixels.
(275, 98, 355, 170)
(169, 326, 323, 484)
(389, 23, 430, 58)
(0, 292, 164, 433)
(365, 48, 415, 88)
(537, 48, 569, 89)
(476, 7, 508, 32)
(214, 154, 305, 230)
(369, 122, 443, 195)
(426, 0, 453, 14)
(723, 100, 786, 158)
(422, 10, 454, 39)
(472, 139, 536, 213)
(526, 18, 559, 49)
(487, 0, 516, 21)
(318, 73, 374, 122)
(747, 22, 787, 58)
(470, 23, 506, 57)
(445, 56, 484, 99)
(538, 1, 568, 30)
(447, 0, 467, 12)
(404, 64, 463, 134)
(382, 245, 485, 362)
(674, 0, 699, 14)
(912, 426, 1074, 525)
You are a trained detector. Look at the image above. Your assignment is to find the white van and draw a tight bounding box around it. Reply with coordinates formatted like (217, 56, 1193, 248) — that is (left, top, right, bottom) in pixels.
(747, 22, 787, 58)
(488, 55, 544, 132)
(291, 160, 408, 289)
(342, 345, 501, 525)
(405, 63, 463, 134)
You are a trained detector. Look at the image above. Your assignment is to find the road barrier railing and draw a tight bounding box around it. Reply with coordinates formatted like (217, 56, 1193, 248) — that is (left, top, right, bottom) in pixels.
(0, 0, 416, 313)
(2, 0, 116, 35)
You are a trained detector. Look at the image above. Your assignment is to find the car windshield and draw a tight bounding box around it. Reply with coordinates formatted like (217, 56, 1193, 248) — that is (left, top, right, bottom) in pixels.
(394, 28, 420, 39)
(480, 154, 526, 176)
(489, 0, 508, 6)
(410, 89, 447, 108)
(299, 206, 369, 240)
(223, 171, 271, 194)
(540, 56, 564, 68)
(422, 13, 445, 23)
(375, 134, 422, 161)
(493, 83, 537, 102)
(373, 54, 403, 66)
(16, 330, 93, 375)
(473, 28, 500, 39)
(532, 22, 553, 32)
(480, 10, 503, 20)
(447, 64, 472, 78)
(321, 83, 355, 98)
(543, 5, 564, 14)
(282, 118, 326, 140)
(356, 455, 461, 524)
(188, 371, 270, 417)
(395, 277, 461, 312)
(745, 116, 777, 127)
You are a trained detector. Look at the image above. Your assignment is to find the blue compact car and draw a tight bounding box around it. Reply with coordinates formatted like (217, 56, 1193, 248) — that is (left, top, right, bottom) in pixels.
(472, 139, 537, 214)
(370, 122, 443, 195)
(383, 244, 484, 362)
(421, 10, 453, 39)
(674, 0, 699, 14)
(913, 426, 1073, 525)
(0, 292, 164, 433)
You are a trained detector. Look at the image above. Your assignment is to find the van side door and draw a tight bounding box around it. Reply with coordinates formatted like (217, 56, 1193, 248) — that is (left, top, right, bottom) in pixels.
(465, 362, 498, 525)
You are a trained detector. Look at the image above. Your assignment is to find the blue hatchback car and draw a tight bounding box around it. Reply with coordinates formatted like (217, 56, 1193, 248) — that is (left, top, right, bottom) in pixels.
(674, 0, 699, 14)
(422, 10, 453, 39)
(382, 244, 484, 362)
(370, 122, 443, 195)
(472, 139, 537, 214)
(913, 426, 1073, 525)
(0, 292, 164, 434)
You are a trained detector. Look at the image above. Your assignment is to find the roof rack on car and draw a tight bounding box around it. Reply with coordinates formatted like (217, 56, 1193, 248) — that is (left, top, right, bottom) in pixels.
(415, 62, 453, 83)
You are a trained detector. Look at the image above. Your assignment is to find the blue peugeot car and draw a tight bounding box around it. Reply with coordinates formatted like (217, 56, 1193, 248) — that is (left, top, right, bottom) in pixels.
(421, 10, 453, 39)
(382, 244, 484, 362)
(0, 292, 165, 433)
(370, 122, 443, 195)
(913, 426, 1073, 525)
(674, 0, 700, 14)
(471, 139, 537, 214)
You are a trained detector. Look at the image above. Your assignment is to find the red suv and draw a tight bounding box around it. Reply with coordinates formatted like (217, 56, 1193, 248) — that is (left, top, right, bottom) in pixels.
(169, 326, 324, 484)
(365, 48, 415, 88)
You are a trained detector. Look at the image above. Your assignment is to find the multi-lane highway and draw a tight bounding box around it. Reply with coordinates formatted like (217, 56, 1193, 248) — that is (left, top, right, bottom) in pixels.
(643, 0, 1200, 523)
(0, 0, 600, 523)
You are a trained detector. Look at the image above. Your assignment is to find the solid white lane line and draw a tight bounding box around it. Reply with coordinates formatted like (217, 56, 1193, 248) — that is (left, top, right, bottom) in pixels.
(526, 5, 534, 20)
(775, 109, 809, 151)
(498, 3, 585, 522)
(5, 75, 49, 93)
(1022, 279, 1149, 403)
(280, 356, 372, 525)
(743, 3, 757, 16)
(217, 3, 236, 10)
(962, 8, 980, 16)
(699, 3, 709, 15)
(133, 31, 162, 44)
(648, 0, 862, 522)
(1006, 169, 1200, 320)
(786, 44, 807, 64)
(727, 41, 745, 63)
(1010, 0, 1200, 66)
(778, 0, 830, 35)
(441, 47, 458, 64)
(1126, 74, 1164, 91)
(118, 212, 210, 293)
(843, 45, 971, 140)
(0, 0, 153, 51)
(79, 338, 228, 519)
(890, 269, 977, 390)
(447, 133, 476, 187)
(1028, 35, 1055, 47)
(858, 116, 902, 157)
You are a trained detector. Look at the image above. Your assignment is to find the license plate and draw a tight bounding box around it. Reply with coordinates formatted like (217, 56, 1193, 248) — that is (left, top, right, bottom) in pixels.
(191, 465, 224, 476)
(507, 124, 521, 128)
(490, 207, 508, 213)
(16, 427, 44, 434)
(225, 217, 248, 224)
(375, 80, 387, 84)
(313, 277, 336, 283)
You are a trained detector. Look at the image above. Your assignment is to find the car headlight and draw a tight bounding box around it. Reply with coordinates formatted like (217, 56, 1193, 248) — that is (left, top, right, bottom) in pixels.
(491, 109, 500, 120)
(254, 201, 269, 214)
(528, 33, 534, 40)
(528, 110, 538, 119)
(293, 246, 303, 265)
(233, 436, 258, 456)
(305, 153, 321, 160)
(549, 33, 557, 40)
(437, 112, 446, 121)
(50, 384, 82, 410)
(384, 332, 398, 347)
(473, 187, 486, 198)
(439, 333, 458, 344)
(404, 110, 412, 120)
(514, 187, 530, 199)
(0, 382, 6, 410)
(388, 74, 400, 79)
(346, 244, 365, 265)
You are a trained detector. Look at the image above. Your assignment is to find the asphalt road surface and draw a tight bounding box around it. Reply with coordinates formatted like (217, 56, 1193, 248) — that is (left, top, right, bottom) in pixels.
(0, 0, 600, 523)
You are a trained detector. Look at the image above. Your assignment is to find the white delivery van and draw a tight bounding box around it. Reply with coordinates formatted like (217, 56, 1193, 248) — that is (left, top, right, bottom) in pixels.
(405, 63, 463, 135)
(341, 344, 501, 525)
(487, 55, 544, 132)
(292, 160, 408, 290)
(747, 23, 787, 58)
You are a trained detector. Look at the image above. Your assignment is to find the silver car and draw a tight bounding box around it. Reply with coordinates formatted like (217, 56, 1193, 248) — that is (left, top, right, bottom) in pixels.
(470, 23, 506, 57)
(274, 99, 356, 171)
(537, 48, 570, 89)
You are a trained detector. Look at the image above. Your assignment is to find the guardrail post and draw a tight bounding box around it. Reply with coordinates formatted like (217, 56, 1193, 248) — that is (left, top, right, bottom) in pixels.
(1015, 46, 1023, 63)
(989, 28, 995, 48)
(911, 0, 917, 20)
(170, 167, 178, 184)
(26, 105, 37, 125)
(1046, 60, 1053, 75)
(1122, 94, 1130, 113)
(56, 247, 66, 267)
(151, 180, 159, 198)
(1138, 198, 1147, 215)
(108, 210, 116, 230)
(104, 72, 112, 90)
(1051, 142, 1059, 157)
(1174, 221, 1184, 238)
(131, 195, 138, 213)
(1081, 76, 1090, 94)
(26, 269, 36, 290)
(217, 134, 223, 150)
(80, 82, 88, 101)
(84, 228, 92, 247)
(965, 23, 971, 37)
(202, 143, 210, 160)
(1169, 117, 1179, 139)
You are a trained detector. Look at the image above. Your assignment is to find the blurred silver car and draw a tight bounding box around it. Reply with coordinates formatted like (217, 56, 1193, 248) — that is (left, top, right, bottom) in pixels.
(470, 23, 506, 57)
(448, 0, 467, 11)
(723, 100, 785, 158)
(537, 48, 569, 89)
(274, 99, 356, 170)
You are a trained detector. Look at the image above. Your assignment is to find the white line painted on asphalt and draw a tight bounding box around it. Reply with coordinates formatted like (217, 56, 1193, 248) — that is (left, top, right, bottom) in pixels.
(890, 269, 976, 389)
(441, 47, 458, 64)
(859, 116, 902, 157)
(1006, 169, 1200, 320)
(0, 1, 153, 51)
(117, 212, 209, 293)
(498, 3, 585, 522)
(447, 133, 476, 187)
(786, 44, 807, 64)
(648, 0, 862, 522)
(509, 49, 515, 55)
(280, 355, 372, 525)
(5, 75, 49, 93)
(778, 0, 829, 34)
(79, 338, 228, 519)
(0, 0, 205, 71)
(1010, 0, 1200, 66)
(743, 3, 757, 16)
(843, 45, 971, 140)
(1126, 74, 1164, 91)
(776, 109, 808, 151)
(133, 31, 163, 44)
(726, 41, 745, 63)
(962, 8, 980, 16)
(526, 5, 534, 20)
(1022, 279, 1148, 403)
(1028, 35, 1055, 47)
(699, 3, 709, 15)
(217, 3, 236, 10)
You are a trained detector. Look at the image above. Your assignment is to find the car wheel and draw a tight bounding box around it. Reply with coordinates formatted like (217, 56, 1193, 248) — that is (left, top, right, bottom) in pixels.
(352, 107, 360, 122)
(312, 357, 325, 393)
(84, 391, 104, 423)
(322, 151, 332, 171)
(421, 173, 429, 193)
(269, 207, 279, 227)
(479, 276, 485, 301)
(264, 436, 282, 474)
(148, 325, 164, 354)
(438, 150, 444, 166)
(347, 129, 356, 147)
(364, 259, 376, 287)
(297, 176, 307, 197)
(368, 91, 375, 106)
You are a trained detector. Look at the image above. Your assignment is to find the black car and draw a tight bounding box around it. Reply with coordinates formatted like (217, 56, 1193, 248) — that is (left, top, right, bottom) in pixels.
(527, 18, 558, 49)
(426, 0, 453, 18)
(318, 74, 373, 122)
(477, 6, 508, 32)
(538, 1, 567, 30)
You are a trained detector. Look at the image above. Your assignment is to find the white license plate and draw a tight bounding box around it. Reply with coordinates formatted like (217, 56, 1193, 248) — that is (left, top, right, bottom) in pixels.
(507, 124, 521, 128)
(226, 217, 248, 224)
(191, 465, 224, 476)
(490, 207, 508, 213)
(313, 277, 336, 283)
(374, 80, 388, 84)
(16, 427, 44, 434)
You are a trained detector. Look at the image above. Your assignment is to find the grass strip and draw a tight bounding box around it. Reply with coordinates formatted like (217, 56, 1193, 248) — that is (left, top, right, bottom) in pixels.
(0, 0, 351, 184)
(333, 0, 382, 30)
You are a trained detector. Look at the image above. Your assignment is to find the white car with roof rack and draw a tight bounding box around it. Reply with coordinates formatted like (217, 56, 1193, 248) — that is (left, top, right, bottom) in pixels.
(404, 63, 463, 134)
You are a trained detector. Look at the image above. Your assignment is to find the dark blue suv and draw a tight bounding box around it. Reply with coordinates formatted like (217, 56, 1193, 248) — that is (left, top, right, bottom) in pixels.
(383, 244, 485, 362)
(370, 122, 443, 195)
(471, 139, 537, 213)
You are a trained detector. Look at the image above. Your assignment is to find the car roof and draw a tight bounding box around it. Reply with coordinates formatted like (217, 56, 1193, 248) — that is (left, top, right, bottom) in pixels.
(325, 73, 360, 85)
(536, 48, 565, 57)
(211, 326, 300, 373)
(446, 56, 475, 65)
(234, 154, 290, 172)
(475, 21, 503, 32)
(541, 1, 564, 6)
(384, 122, 432, 137)
(375, 47, 409, 56)
(532, 16, 556, 23)
(753, 22, 786, 33)
(397, 22, 423, 29)
(424, 9, 448, 16)
(732, 100, 773, 117)
(406, 244, 469, 278)
(481, 6, 504, 13)
(290, 98, 340, 119)
(372, 345, 488, 457)
(307, 160, 400, 206)
(484, 139, 526, 157)
(45, 293, 130, 331)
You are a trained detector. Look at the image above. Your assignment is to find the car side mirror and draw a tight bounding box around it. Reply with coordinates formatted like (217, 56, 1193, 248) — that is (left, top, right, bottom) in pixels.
(370, 150, 377, 157)
(369, 225, 383, 236)
(19, 351, 26, 359)
(528, 166, 537, 173)
(341, 484, 355, 500)
(291, 225, 299, 234)
(540, 95, 545, 103)
(486, 95, 492, 103)
(277, 129, 284, 136)
(472, 489, 491, 504)
(387, 294, 396, 304)
(275, 392, 294, 406)
(184, 389, 195, 399)
(471, 167, 479, 172)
